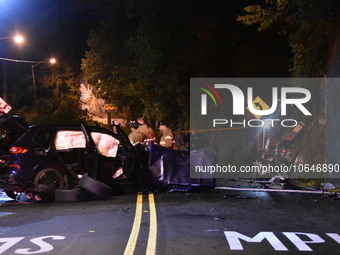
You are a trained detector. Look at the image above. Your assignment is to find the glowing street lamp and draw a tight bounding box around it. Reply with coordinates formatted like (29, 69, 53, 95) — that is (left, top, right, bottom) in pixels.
(13, 35, 24, 44)
(0, 56, 57, 103)
(0, 34, 25, 101)
(0, 35, 24, 44)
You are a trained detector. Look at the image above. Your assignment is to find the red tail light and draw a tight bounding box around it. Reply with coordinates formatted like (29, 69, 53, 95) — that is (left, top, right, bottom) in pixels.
(9, 147, 29, 154)
(8, 164, 20, 170)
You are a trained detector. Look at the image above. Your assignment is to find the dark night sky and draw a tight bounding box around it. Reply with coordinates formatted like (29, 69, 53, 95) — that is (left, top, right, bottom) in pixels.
(0, 0, 105, 107)
(0, 0, 293, 128)
(0, 0, 291, 73)
(0, 0, 101, 64)
(0, 0, 291, 106)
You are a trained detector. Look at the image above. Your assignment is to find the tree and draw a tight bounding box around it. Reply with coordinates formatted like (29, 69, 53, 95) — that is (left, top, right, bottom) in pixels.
(237, 0, 340, 164)
(237, 0, 337, 77)
(82, 0, 287, 130)
(17, 64, 87, 125)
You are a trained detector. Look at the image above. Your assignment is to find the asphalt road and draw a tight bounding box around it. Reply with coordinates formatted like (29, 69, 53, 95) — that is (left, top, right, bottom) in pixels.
(0, 189, 340, 255)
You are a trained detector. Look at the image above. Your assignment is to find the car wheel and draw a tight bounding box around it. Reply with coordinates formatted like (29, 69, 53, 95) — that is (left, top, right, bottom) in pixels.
(34, 167, 66, 189)
(79, 175, 112, 199)
(55, 187, 90, 202)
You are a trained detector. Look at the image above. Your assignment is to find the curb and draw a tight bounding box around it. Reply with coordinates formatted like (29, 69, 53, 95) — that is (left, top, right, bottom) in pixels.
(215, 186, 331, 194)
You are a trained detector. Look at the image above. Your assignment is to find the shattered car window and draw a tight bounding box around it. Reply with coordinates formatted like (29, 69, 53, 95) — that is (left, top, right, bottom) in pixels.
(54, 130, 119, 157)
(34, 129, 53, 145)
(54, 130, 86, 150)
(91, 132, 119, 158)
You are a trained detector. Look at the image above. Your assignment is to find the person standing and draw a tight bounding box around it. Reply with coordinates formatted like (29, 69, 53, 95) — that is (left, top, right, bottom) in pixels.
(137, 117, 155, 145)
(137, 117, 155, 140)
(157, 121, 175, 149)
(128, 120, 145, 146)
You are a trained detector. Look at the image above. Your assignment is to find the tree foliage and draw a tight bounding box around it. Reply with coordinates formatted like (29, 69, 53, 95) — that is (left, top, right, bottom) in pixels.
(4, 0, 103, 125)
(17, 64, 87, 125)
(81, 1, 193, 129)
(238, 0, 340, 164)
(237, 0, 338, 77)
(82, 0, 284, 130)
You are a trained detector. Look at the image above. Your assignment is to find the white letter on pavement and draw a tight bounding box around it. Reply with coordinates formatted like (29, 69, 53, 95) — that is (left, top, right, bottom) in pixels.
(224, 231, 288, 251)
(15, 236, 65, 254)
(283, 232, 324, 251)
(326, 233, 340, 244)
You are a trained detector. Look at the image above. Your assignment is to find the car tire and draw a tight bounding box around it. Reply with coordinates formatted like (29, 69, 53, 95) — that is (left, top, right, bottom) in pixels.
(79, 175, 112, 199)
(34, 167, 66, 189)
(33, 167, 67, 201)
(55, 187, 90, 202)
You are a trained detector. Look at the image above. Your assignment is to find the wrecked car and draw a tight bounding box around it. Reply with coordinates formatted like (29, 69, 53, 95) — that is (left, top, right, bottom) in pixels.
(0, 114, 215, 200)
(252, 121, 307, 183)
(0, 114, 138, 200)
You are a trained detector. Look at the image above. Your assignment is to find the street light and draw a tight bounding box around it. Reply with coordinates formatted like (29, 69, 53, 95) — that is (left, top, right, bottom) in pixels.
(13, 35, 24, 44)
(0, 35, 25, 43)
(0, 34, 25, 101)
(0, 56, 57, 103)
(32, 58, 57, 102)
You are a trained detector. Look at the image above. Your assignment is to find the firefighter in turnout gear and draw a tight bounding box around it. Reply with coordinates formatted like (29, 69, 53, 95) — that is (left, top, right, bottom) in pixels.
(128, 120, 145, 146)
(137, 117, 155, 144)
(157, 121, 175, 149)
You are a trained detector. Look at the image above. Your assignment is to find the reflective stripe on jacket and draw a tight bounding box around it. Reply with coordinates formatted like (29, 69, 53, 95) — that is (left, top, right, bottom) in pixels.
(160, 128, 174, 148)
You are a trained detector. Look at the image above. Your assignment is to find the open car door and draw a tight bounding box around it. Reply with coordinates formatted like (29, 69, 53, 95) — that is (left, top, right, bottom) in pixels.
(81, 124, 98, 179)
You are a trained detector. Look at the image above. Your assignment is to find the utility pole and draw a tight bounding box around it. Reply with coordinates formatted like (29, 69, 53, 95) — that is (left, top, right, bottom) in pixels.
(2, 61, 7, 102)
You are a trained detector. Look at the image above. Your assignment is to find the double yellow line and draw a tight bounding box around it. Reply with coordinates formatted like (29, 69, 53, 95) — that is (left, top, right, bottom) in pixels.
(124, 193, 157, 255)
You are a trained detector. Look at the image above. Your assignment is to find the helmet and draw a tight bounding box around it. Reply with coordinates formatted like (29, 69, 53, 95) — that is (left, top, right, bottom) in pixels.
(157, 121, 167, 128)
